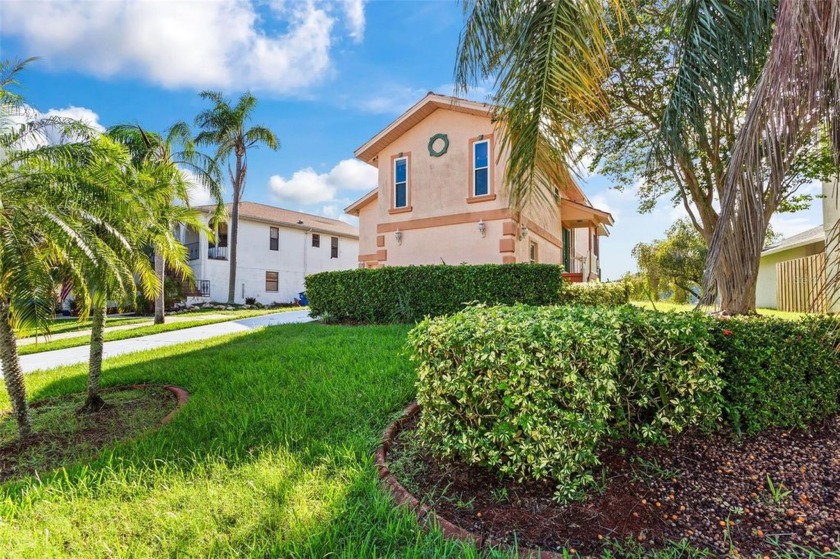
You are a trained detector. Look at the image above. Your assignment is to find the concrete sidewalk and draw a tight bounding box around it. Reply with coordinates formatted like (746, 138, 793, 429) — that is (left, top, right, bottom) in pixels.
(17, 314, 231, 346)
(13, 310, 314, 374)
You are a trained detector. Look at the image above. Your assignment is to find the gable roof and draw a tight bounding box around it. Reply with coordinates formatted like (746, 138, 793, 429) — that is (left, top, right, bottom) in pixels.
(344, 188, 377, 216)
(762, 225, 824, 256)
(194, 201, 358, 239)
(354, 92, 494, 164)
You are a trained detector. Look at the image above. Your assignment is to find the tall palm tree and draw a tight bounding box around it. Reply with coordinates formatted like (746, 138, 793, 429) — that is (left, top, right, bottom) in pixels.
(0, 59, 132, 437)
(109, 123, 222, 323)
(194, 91, 279, 304)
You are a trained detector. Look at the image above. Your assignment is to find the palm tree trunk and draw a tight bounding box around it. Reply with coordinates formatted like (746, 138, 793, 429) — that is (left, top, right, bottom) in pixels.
(154, 251, 165, 324)
(0, 305, 31, 439)
(227, 168, 241, 304)
(82, 303, 107, 412)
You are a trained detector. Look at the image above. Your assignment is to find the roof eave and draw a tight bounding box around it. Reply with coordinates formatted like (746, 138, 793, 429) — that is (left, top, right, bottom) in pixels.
(345, 189, 378, 216)
(762, 236, 824, 256)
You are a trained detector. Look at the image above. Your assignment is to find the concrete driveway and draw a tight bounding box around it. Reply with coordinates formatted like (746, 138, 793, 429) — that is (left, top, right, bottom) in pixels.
(12, 310, 314, 374)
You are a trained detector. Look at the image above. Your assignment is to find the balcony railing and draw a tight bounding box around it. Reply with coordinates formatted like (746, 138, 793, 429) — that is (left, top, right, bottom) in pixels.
(185, 242, 199, 261)
(182, 279, 210, 298)
(208, 246, 228, 260)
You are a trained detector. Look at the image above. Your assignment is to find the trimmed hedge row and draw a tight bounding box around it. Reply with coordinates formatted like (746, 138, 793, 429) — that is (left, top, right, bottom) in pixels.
(305, 264, 628, 323)
(709, 315, 840, 435)
(409, 305, 723, 502)
(561, 281, 630, 306)
(409, 305, 840, 501)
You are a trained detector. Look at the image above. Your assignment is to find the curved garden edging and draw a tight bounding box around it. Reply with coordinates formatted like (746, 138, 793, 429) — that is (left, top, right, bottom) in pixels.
(101, 384, 190, 425)
(375, 402, 565, 559)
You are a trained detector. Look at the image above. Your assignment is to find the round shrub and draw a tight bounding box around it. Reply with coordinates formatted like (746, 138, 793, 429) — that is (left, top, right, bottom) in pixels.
(409, 305, 723, 502)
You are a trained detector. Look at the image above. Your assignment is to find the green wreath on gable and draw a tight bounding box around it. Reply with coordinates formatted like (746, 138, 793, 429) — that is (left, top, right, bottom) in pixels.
(427, 133, 449, 157)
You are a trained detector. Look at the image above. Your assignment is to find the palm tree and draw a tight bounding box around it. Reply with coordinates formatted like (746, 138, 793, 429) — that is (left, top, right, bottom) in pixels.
(455, 0, 617, 210)
(0, 59, 133, 437)
(81, 158, 210, 411)
(456, 0, 839, 314)
(194, 91, 279, 304)
(108, 123, 223, 323)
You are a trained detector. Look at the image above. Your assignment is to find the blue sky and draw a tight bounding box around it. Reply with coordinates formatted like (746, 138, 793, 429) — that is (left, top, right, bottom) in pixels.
(0, 0, 823, 279)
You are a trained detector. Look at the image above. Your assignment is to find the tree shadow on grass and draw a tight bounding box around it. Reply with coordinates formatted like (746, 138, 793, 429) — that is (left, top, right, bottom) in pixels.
(0, 323, 429, 556)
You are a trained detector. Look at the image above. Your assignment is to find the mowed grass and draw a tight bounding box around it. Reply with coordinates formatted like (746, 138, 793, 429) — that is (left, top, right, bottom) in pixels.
(2, 322, 837, 558)
(631, 300, 807, 320)
(0, 323, 488, 558)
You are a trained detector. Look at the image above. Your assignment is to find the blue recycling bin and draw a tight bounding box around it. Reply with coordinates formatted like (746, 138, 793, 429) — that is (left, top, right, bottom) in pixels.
(299, 291, 309, 306)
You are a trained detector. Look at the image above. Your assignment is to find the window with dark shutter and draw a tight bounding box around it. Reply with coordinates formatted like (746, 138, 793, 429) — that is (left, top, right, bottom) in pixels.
(331, 236, 339, 258)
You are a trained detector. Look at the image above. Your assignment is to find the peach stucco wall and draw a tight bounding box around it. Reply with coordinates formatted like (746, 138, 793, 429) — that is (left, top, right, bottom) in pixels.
(384, 220, 504, 266)
(357, 199, 378, 259)
(357, 104, 589, 268)
(374, 109, 508, 220)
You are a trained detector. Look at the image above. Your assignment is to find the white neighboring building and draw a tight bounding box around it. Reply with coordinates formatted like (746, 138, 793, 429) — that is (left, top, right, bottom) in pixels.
(182, 202, 359, 305)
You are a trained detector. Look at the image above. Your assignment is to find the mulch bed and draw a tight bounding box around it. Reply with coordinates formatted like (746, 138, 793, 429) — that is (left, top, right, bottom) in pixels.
(0, 385, 186, 483)
(387, 410, 840, 557)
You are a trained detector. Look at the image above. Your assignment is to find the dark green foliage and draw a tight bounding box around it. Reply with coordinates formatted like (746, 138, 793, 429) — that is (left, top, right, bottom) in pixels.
(709, 316, 840, 435)
(306, 264, 629, 324)
(409, 305, 723, 501)
(305, 264, 565, 323)
(561, 281, 630, 307)
(410, 305, 840, 500)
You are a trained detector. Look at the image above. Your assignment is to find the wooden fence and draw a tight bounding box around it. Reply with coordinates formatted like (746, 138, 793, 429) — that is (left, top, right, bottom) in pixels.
(776, 253, 826, 313)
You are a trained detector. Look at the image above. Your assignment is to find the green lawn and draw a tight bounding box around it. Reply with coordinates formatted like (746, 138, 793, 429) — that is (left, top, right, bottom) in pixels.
(18, 307, 302, 355)
(0, 324, 828, 558)
(631, 300, 807, 320)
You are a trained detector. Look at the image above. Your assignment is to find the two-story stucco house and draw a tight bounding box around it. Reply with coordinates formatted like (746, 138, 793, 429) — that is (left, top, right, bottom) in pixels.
(181, 202, 359, 305)
(345, 93, 613, 281)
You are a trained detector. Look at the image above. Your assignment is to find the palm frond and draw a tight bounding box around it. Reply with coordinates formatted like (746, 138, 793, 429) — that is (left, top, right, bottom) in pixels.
(455, 0, 620, 210)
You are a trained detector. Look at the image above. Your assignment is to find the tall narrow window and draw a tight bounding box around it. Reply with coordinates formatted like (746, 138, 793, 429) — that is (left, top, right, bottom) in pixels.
(530, 241, 538, 264)
(394, 157, 408, 208)
(331, 236, 339, 258)
(269, 227, 279, 251)
(312, 233, 320, 247)
(473, 140, 489, 196)
(265, 271, 279, 292)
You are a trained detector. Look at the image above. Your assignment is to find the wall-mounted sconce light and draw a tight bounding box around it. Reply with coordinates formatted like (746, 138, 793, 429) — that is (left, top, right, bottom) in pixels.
(395, 229, 403, 245)
(478, 219, 486, 238)
(521, 224, 529, 238)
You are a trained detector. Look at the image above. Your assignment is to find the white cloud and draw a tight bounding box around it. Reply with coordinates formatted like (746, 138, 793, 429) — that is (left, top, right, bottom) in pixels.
(341, 0, 366, 41)
(180, 169, 223, 207)
(42, 106, 105, 132)
(268, 158, 377, 205)
(5, 104, 105, 148)
(0, 0, 366, 93)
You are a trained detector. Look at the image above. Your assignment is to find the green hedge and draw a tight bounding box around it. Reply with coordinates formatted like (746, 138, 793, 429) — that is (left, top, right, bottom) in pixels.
(305, 264, 627, 323)
(709, 315, 840, 435)
(409, 305, 840, 501)
(305, 264, 563, 323)
(561, 281, 629, 306)
(408, 305, 722, 502)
